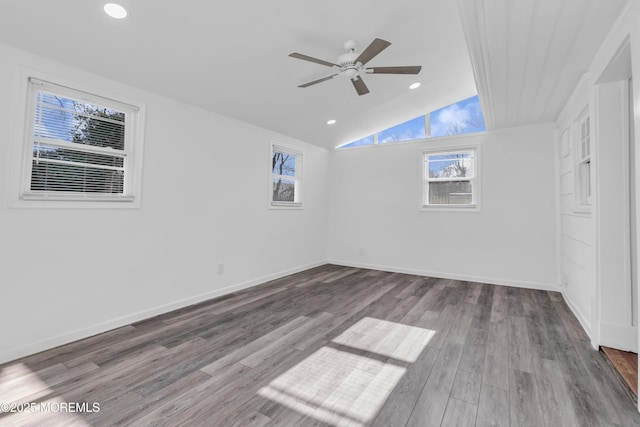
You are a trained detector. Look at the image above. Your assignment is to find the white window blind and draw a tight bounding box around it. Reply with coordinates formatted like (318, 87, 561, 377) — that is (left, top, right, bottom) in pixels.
(22, 78, 138, 201)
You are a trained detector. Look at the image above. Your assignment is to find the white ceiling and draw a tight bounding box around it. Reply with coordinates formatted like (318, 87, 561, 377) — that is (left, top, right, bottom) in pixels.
(458, 0, 628, 129)
(0, 0, 630, 149)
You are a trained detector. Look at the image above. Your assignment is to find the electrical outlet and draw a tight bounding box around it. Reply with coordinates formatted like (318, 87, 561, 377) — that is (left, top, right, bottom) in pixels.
(217, 262, 225, 275)
(359, 247, 364, 256)
(560, 273, 568, 286)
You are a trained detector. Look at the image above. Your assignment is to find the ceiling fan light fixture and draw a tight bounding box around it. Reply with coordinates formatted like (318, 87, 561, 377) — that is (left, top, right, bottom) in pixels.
(104, 3, 127, 19)
(409, 82, 421, 90)
(327, 119, 337, 125)
(345, 68, 358, 79)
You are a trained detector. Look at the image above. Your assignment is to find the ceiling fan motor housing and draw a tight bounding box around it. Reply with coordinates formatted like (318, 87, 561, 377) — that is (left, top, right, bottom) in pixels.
(338, 49, 361, 79)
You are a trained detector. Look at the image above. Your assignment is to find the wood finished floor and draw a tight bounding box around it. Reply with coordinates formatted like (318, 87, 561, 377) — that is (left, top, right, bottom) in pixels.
(2, 265, 640, 426)
(602, 346, 638, 399)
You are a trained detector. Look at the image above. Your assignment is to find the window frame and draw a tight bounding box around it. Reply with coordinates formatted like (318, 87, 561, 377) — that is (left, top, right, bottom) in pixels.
(269, 144, 303, 209)
(421, 145, 481, 212)
(10, 70, 146, 208)
(573, 108, 592, 212)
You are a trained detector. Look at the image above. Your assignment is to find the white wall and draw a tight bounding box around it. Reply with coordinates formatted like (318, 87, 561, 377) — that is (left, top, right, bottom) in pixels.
(327, 126, 558, 290)
(0, 42, 329, 364)
(555, 75, 597, 339)
(555, 2, 640, 351)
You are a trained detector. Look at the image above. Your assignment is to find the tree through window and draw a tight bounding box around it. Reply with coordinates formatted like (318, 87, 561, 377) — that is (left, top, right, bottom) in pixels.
(271, 145, 302, 206)
(423, 148, 479, 209)
(22, 78, 142, 203)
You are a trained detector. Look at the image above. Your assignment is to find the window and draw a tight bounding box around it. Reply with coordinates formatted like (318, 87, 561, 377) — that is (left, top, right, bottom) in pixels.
(429, 96, 486, 137)
(338, 95, 486, 149)
(271, 145, 302, 207)
(575, 111, 591, 208)
(19, 77, 143, 204)
(339, 135, 374, 149)
(378, 116, 426, 143)
(423, 148, 479, 210)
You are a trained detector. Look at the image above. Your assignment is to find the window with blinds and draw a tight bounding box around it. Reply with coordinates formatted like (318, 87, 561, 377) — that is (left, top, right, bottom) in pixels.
(21, 78, 140, 202)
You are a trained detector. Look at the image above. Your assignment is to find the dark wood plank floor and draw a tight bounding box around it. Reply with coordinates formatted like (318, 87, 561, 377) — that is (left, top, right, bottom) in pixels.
(602, 346, 638, 399)
(1, 265, 639, 426)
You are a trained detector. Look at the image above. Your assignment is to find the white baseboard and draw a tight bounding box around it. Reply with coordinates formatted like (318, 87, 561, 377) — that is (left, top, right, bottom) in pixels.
(599, 322, 638, 352)
(1, 259, 566, 365)
(560, 289, 593, 344)
(327, 259, 560, 292)
(0, 260, 327, 365)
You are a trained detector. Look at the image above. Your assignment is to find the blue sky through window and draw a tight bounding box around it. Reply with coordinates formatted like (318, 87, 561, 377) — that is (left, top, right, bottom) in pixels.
(429, 95, 485, 137)
(428, 152, 474, 178)
(339, 95, 485, 149)
(35, 92, 77, 141)
(378, 116, 426, 143)
(340, 135, 375, 148)
(35, 91, 126, 145)
(272, 152, 296, 176)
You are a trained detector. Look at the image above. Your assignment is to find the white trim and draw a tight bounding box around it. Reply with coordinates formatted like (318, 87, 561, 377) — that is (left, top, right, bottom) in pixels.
(599, 322, 639, 352)
(420, 204, 480, 212)
(561, 288, 594, 346)
(553, 128, 564, 290)
(327, 259, 560, 292)
(0, 260, 326, 365)
(335, 129, 485, 151)
(557, 73, 593, 128)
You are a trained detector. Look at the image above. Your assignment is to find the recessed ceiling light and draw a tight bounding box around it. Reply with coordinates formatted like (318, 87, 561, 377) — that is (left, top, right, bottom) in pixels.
(409, 82, 421, 90)
(104, 3, 127, 19)
(327, 119, 337, 125)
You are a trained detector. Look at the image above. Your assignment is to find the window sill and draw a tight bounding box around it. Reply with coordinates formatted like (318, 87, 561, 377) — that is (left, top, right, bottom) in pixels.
(12, 194, 139, 209)
(572, 205, 592, 215)
(420, 204, 480, 213)
(269, 202, 303, 210)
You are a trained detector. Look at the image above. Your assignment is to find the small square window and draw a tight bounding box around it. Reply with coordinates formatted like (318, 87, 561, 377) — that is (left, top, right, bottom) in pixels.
(422, 147, 479, 210)
(271, 145, 302, 208)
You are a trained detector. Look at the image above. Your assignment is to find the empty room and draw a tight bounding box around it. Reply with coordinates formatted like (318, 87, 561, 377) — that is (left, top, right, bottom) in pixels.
(2, 0, 640, 426)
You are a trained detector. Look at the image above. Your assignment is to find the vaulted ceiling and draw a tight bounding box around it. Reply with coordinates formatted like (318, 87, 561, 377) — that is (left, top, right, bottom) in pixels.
(0, 0, 630, 149)
(458, 0, 628, 130)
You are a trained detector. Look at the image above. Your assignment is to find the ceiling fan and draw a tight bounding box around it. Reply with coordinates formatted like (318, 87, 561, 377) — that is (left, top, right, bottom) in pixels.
(289, 38, 422, 96)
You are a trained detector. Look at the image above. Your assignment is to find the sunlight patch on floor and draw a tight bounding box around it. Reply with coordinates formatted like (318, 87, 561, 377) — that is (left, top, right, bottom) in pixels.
(258, 318, 435, 426)
(259, 346, 405, 426)
(0, 364, 91, 426)
(332, 317, 435, 363)
(2, 396, 94, 427)
(0, 363, 52, 403)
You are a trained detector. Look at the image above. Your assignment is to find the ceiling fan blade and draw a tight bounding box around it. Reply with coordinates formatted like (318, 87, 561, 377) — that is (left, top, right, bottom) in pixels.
(289, 52, 339, 68)
(355, 38, 391, 65)
(367, 66, 422, 74)
(298, 74, 339, 88)
(351, 76, 370, 96)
